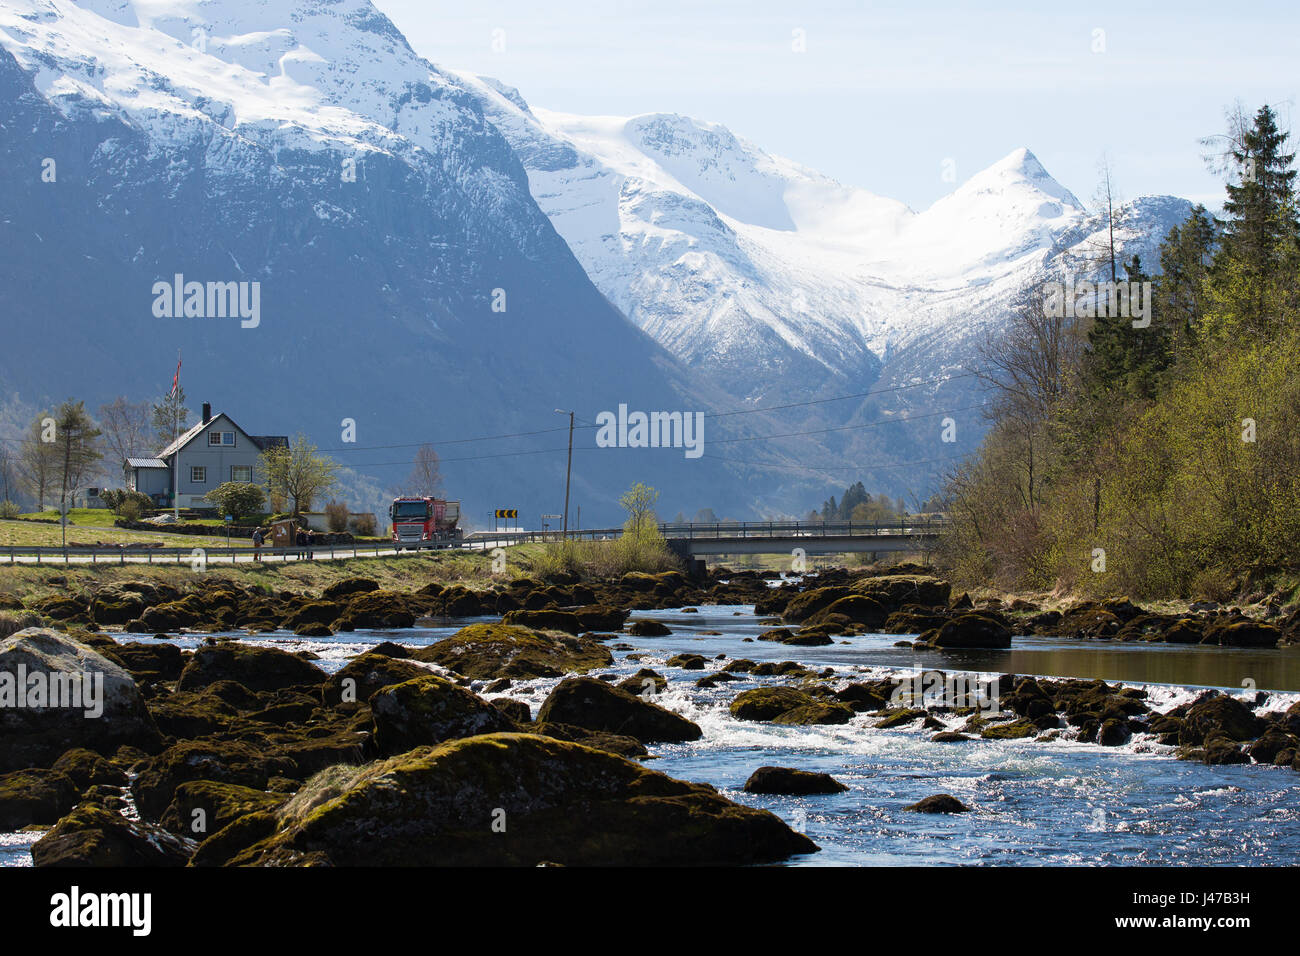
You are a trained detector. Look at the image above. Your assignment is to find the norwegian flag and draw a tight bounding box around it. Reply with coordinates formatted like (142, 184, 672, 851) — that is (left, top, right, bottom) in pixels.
(169, 352, 181, 398)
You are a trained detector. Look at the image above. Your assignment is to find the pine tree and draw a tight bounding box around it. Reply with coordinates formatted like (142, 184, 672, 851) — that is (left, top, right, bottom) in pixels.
(1156, 205, 1217, 356)
(1213, 104, 1299, 337)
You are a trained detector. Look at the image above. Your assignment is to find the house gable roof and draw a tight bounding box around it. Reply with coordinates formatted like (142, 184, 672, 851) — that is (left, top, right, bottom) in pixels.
(156, 412, 287, 459)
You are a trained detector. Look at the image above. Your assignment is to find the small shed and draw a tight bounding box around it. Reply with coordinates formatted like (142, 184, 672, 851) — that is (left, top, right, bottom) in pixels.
(269, 518, 299, 550)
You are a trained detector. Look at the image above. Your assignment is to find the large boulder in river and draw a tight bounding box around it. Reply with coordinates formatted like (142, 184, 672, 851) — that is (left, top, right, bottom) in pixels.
(1179, 694, 1265, 745)
(32, 803, 195, 867)
(370, 675, 518, 755)
(176, 642, 327, 694)
(232, 733, 817, 866)
(321, 652, 433, 706)
(927, 613, 1012, 649)
(852, 574, 951, 609)
(729, 686, 815, 722)
(536, 677, 702, 743)
(500, 609, 583, 634)
(412, 623, 612, 679)
(0, 768, 80, 828)
(0, 628, 162, 772)
(1203, 620, 1282, 647)
(131, 739, 300, 820)
(743, 766, 848, 795)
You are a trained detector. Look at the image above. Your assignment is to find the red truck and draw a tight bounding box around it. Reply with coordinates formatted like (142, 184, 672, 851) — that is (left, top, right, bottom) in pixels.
(388, 496, 462, 548)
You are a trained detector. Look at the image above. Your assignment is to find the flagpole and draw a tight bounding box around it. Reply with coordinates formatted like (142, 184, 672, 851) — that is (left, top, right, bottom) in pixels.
(172, 350, 180, 521)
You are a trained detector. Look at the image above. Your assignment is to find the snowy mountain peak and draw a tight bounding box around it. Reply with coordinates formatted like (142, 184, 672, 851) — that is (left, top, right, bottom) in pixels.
(943, 147, 1085, 214)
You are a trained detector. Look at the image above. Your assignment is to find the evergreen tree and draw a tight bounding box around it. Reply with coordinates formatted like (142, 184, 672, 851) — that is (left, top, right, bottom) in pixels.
(1213, 104, 1299, 337)
(1156, 205, 1217, 356)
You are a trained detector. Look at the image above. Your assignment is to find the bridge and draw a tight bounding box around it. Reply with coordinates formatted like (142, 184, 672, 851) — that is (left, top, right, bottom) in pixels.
(464, 518, 948, 558)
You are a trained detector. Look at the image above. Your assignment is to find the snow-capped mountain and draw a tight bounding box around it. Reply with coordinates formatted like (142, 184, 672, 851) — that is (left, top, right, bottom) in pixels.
(0, 0, 1195, 521)
(455, 74, 1191, 406)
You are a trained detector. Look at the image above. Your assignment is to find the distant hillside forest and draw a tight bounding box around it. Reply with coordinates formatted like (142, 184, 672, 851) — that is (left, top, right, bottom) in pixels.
(937, 104, 1300, 600)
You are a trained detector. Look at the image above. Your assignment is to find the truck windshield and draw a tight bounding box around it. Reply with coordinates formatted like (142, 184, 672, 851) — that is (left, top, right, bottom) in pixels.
(393, 501, 429, 519)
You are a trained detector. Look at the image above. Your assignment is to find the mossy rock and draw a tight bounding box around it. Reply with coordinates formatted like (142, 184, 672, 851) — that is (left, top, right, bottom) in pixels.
(231, 733, 817, 866)
(528, 722, 648, 758)
(781, 587, 853, 624)
(501, 608, 583, 635)
(616, 668, 667, 695)
(321, 578, 380, 601)
(176, 642, 327, 694)
(812, 595, 889, 628)
(282, 601, 345, 631)
(370, 675, 518, 755)
(904, 793, 970, 814)
(536, 677, 702, 743)
(729, 686, 814, 722)
(1179, 694, 1265, 744)
(342, 590, 417, 629)
(574, 605, 630, 632)
(666, 653, 707, 670)
(191, 810, 280, 868)
(0, 768, 80, 829)
(159, 780, 287, 840)
(50, 748, 128, 790)
(834, 682, 891, 712)
(742, 766, 848, 795)
(979, 719, 1038, 740)
(627, 619, 672, 637)
(772, 702, 854, 725)
(148, 691, 239, 739)
(851, 575, 951, 610)
(784, 630, 836, 646)
(32, 803, 195, 867)
(413, 622, 612, 679)
(876, 707, 927, 728)
(491, 698, 533, 724)
(131, 740, 300, 821)
(1204, 620, 1283, 648)
(931, 613, 1012, 649)
(109, 640, 185, 682)
(322, 652, 432, 706)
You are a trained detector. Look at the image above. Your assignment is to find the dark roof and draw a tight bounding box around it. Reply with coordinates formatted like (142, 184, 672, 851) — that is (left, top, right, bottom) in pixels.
(250, 435, 289, 451)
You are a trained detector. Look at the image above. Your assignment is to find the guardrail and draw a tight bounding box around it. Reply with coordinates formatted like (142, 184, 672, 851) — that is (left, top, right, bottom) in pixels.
(0, 539, 462, 566)
(3, 518, 951, 564)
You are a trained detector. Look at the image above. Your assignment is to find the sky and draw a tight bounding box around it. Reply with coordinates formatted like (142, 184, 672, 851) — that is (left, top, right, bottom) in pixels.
(373, 0, 1300, 213)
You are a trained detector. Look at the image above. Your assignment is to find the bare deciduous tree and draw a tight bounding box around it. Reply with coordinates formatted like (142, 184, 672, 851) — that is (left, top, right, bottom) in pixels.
(403, 444, 443, 497)
(98, 396, 152, 484)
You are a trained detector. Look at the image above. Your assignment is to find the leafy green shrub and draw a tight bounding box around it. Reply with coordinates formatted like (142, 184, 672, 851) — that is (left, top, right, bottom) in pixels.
(206, 482, 267, 522)
(0, 500, 19, 519)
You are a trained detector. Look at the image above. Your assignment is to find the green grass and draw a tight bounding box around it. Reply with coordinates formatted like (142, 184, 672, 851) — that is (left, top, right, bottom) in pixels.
(0, 518, 233, 549)
(17, 508, 120, 528)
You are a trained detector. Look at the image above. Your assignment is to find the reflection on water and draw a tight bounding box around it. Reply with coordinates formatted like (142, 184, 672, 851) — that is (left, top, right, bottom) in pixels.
(911, 639, 1300, 693)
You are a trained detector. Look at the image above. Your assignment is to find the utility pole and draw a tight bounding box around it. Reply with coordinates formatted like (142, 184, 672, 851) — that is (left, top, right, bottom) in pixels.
(555, 409, 574, 539)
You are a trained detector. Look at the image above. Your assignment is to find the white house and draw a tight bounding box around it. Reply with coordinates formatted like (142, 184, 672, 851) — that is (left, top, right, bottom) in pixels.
(128, 403, 287, 511)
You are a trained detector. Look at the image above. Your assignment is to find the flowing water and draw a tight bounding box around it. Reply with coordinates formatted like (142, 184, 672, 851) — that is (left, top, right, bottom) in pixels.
(5, 604, 1299, 866)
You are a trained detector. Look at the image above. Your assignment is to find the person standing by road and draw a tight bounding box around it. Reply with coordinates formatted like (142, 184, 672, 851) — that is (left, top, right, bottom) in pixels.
(251, 526, 265, 562)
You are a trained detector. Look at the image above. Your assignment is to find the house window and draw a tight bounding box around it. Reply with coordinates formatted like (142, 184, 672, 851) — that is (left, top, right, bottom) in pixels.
(208, 431, 235, 447)
(231, 465, 252, 483)
(191, 466, 207, 484)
